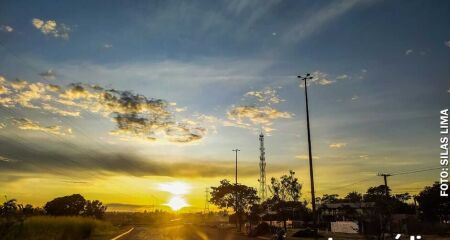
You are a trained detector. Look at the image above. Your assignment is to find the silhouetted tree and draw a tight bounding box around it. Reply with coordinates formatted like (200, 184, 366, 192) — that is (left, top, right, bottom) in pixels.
(84, 200, 107, 219)
(344, 191, 363, 202)
(281, 170, 302, 202)
(210, 179, 259, 231)
(364, 185, 390, 202)
(0, 199, 20, 217)
(269, 177, 283, 201)
(267, 170, 305, 231)
(318, 194, 340, 204)
(44, 194, 86, 216)
(22, 204, 34, 216)
(416, 182, 450, 223)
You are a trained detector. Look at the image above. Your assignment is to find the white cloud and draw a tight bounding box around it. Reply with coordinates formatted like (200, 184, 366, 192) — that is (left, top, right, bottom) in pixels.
(445, 41, 450, 48)
(351, 95, 359, 101)
(318, 78, 336, 85)
(227, 87, 292, 133)
(40, 69, 56, 80)
(103, 43, 113, 49)
(359, 155, 369, 160)
(0, 75, 207, 143)
(295, 155, 320, 160)
(0, 25, 13, 32)
(405, 49, 413, 55)
(32, 18, 71, 39)
(13, 118, 72, 136)
(0, 155, 17, 162)
(245, 87, 284, 105)
(336, 74, 349, 80)
(227, 105, 292, 125)
(329, 142, 347, 148)
(299, 71, 336, 87)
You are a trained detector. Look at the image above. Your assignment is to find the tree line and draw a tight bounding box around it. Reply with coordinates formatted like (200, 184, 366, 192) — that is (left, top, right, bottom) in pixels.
(209, 170, 450, 236)
(0, 194, 107, 220)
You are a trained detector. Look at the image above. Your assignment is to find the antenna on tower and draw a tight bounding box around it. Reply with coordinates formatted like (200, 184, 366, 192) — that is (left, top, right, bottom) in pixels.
(258, 131, 267, 201)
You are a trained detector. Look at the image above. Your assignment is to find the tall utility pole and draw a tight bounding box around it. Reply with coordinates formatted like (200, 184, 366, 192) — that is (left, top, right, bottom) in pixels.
(298, 73, 317, 235)
(232, 148, 241, 231)
(377, 173, 391, 196)
(232, 149, 240, 185)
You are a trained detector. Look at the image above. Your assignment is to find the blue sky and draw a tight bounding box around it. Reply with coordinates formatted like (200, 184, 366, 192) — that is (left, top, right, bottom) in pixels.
(0, 0, 449, 208)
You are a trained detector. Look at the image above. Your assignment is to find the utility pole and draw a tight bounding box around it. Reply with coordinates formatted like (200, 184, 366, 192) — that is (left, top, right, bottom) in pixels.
(297, 73, 317, 235)
(413, 195, 419, 217)
(233, 149, 240, 185)
(232, 148, 241, 231)
(377, 173, 391, 196)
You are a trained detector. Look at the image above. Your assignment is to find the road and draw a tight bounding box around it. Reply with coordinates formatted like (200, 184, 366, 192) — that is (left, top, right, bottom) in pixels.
(119, 224, 255, 240)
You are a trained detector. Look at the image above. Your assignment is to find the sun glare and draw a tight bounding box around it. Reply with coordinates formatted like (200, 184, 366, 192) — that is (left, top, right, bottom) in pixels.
(165, 196, 189, 211)
(158, 182, 191, 195)
(158, 181, 191, 211)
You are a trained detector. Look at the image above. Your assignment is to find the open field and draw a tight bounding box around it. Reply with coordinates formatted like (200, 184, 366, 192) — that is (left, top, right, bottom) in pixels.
(0, 216, 119, 240)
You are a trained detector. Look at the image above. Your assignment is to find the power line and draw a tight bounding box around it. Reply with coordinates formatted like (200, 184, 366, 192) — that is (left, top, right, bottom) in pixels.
(315, 167, 440, 195)
(390, 167, 441, 176)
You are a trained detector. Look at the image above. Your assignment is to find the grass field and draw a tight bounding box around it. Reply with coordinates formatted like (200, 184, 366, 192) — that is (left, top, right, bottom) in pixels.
(0, 216, 120, 240)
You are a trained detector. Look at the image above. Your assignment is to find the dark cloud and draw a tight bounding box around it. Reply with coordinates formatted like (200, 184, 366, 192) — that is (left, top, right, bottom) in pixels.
(0, 137, 268, 180)
(106, 203, 154, 211)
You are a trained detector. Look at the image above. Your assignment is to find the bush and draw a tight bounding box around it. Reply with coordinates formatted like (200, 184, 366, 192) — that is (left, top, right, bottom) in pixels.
(0, 216, 117, 240)
(248, 222, 280, 237)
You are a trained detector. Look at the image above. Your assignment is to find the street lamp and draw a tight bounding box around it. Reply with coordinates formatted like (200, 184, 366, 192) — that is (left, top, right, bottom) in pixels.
(297, 73, 318, 235)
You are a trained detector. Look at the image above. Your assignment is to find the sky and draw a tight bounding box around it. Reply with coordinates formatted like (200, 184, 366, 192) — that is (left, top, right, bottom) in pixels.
(0, 0, 449, 211)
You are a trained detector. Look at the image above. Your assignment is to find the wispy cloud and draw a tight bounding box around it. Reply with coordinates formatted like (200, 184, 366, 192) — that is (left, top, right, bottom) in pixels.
(295, 155, 320, 160)
(300, 71, 335, 87)
(329, 142, 347, 148)
(13, 118, 72, 136)
(336, 74, 349, 80)
(227, 106, 291, 128)
(39, 69, 56, 80)
(445, 41, 450, 48)
(102, 43, 113, 49)
(245, 87, 284, 105)
(0, 25, 13, 32)
(32, 18, 71, 39)
(227, 87, 292, 133)
(405, 49, 413, 55)
(281, 0, 367, 44)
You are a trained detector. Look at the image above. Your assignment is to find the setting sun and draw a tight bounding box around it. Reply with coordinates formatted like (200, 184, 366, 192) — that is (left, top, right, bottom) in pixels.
(165, 196, 189, 211)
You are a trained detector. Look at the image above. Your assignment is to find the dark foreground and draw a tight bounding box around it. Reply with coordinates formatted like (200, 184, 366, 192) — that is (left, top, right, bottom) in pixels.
(120, 224, 251, 240)
(117, 224, 450, 240)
